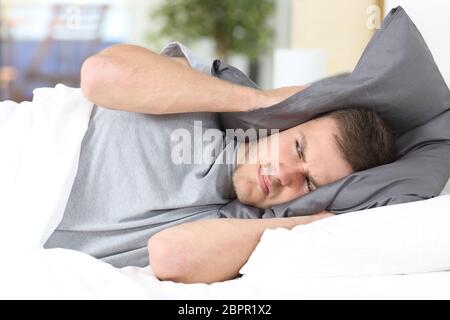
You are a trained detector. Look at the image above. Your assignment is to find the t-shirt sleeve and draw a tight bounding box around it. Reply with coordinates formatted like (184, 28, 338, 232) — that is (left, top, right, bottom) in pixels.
(160, 41, 212, 76)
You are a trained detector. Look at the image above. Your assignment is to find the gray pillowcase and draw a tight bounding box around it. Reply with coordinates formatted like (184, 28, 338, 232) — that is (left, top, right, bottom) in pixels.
(214, 6, 450, 218)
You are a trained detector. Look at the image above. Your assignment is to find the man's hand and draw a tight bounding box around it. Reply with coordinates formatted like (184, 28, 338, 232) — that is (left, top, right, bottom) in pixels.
(148, 211, 334, 284)
(290, 211, 334, 224)
(252, 85, 307, 111)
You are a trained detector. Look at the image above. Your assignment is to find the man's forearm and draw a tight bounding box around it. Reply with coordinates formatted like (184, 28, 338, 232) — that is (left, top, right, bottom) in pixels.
(148, 212, 333, 284)
(81, 44, 264, 114)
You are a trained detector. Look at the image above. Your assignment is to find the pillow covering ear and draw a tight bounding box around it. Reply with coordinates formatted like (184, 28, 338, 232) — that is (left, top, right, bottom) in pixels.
(213, 6, 450, 218)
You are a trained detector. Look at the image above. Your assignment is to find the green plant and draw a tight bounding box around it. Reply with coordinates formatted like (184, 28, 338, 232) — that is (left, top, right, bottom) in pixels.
(148, 0, 275, 61)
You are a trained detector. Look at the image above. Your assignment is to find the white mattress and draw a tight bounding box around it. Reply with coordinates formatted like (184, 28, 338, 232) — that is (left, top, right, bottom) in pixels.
(1, 86, 449, 299)
(1, 246, 450, 300)
(121, 266, 450, 300)
(2, 195, 450, 300)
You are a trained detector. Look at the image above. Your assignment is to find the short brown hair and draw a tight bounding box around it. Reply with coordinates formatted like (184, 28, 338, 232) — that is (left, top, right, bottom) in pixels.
(317, 108, 398, 172)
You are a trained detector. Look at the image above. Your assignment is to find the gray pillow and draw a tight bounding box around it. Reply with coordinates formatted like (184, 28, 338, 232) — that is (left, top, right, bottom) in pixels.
(214, 6, 450, 218)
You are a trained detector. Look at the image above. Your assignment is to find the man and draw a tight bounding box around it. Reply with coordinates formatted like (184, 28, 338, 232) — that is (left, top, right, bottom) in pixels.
(44, 44, 397, 284)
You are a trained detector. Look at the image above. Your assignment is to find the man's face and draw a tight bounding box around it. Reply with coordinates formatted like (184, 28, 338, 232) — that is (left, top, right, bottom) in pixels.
(232, 117, 354, 209)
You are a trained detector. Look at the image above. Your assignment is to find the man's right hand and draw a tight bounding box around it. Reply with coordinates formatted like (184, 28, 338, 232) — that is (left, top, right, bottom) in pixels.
(288, 211, 335, 228)
(250, 85, 307, 111)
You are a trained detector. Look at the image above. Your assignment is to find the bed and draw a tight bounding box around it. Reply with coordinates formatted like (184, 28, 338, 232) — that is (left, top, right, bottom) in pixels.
(1, 84, 450, 300)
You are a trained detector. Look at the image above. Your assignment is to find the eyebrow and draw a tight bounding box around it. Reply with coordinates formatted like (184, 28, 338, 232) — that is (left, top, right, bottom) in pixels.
(299, 132, 321, 188)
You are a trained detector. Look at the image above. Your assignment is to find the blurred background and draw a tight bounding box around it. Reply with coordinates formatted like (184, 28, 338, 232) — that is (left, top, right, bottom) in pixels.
(1, 0, 449, 102)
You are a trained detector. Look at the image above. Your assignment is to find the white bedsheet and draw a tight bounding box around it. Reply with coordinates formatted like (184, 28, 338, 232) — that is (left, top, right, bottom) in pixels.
(121, 266, 450, 300)
(1, 86, 450, 300)
(0, 84, 93, 252)
(3, 249, 450, 299)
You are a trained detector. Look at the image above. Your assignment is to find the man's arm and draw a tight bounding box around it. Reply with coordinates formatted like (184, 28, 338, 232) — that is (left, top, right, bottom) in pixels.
(81, 44, 304, 115)
(148, 212, 333, 284)
(81, 44, 265, 114)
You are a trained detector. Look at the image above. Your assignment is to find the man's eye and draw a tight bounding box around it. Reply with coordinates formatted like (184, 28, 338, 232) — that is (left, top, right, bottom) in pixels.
(306, 177, 315, 192)
(296, 140, 314, 192)
(295, 140, 303, 159)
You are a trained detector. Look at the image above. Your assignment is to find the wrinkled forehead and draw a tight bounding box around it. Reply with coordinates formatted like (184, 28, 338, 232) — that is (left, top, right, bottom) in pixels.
(288, 116, 341, 138)
(306, 115, 339, 130)
(297, 117, 352, 185)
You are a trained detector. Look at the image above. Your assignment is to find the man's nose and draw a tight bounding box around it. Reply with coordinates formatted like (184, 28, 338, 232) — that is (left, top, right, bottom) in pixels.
(268, 162, 304, 187)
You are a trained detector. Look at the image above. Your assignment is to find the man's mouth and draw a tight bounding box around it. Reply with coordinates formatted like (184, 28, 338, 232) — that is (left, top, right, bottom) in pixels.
(258, 166, 270, 196)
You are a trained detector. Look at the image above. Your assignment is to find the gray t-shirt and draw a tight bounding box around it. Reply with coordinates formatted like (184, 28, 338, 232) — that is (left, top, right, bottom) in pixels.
(45, 106, 239, 267)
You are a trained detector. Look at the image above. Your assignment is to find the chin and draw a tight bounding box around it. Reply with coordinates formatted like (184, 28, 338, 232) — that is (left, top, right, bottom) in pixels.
(232, 166, 264, 208)
(233, 182, 254, 206)
(232, 179, 270, 209)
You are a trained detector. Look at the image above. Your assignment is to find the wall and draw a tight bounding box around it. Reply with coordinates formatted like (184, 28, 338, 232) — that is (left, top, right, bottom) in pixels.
(385, 0, 450, 86)
(290, 0, 382, 76)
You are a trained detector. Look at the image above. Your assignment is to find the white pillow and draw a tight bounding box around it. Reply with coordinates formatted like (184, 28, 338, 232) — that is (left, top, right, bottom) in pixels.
(441, 178, 450, 195)
(240, 195, 450, 278)
(0, 84, 93, 253)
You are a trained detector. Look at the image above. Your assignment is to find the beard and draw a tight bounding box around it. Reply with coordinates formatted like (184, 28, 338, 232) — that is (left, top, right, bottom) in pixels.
(232, 164, 266, 208)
